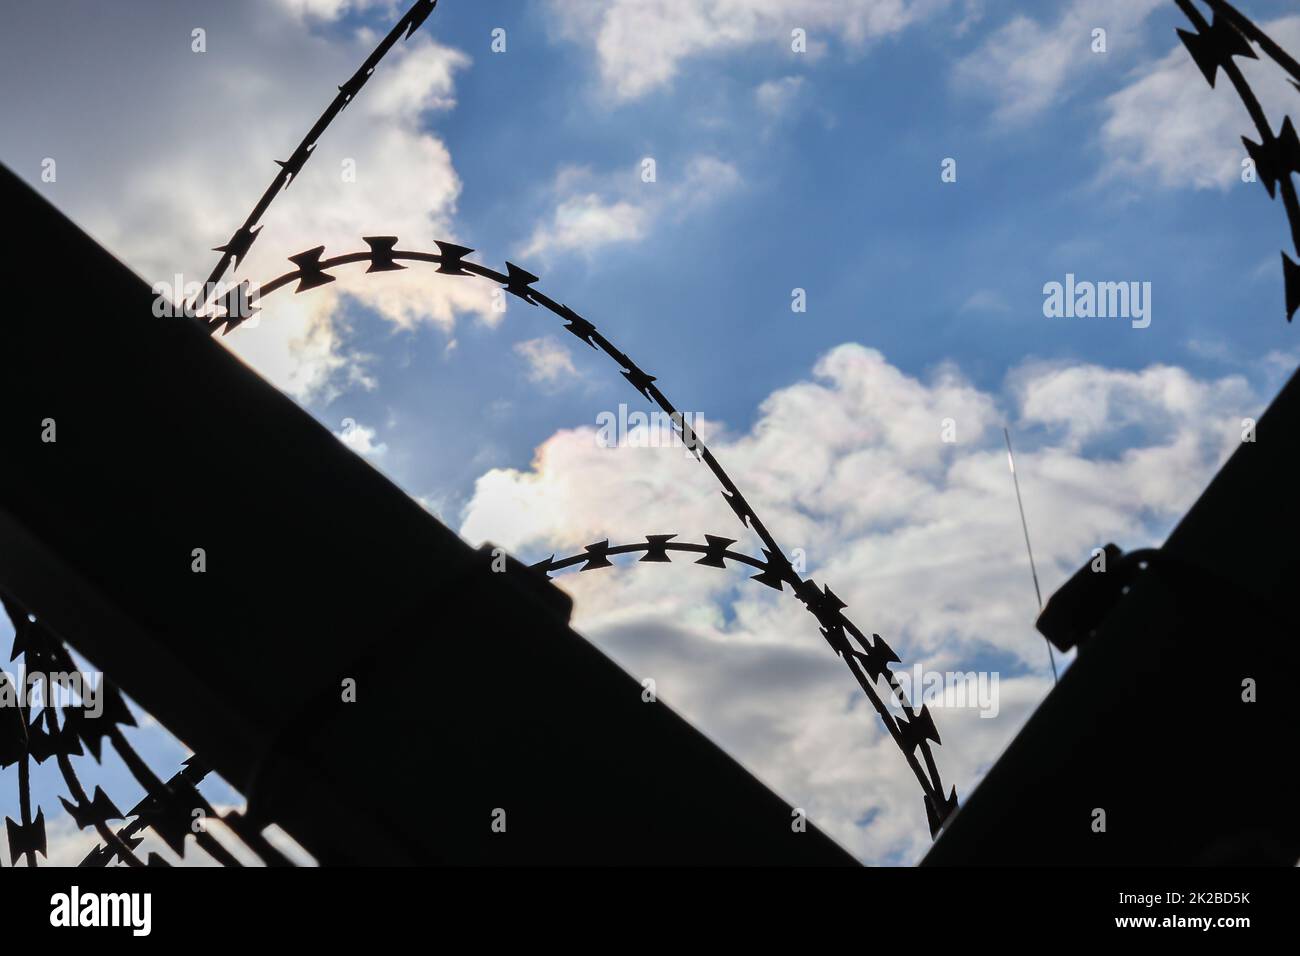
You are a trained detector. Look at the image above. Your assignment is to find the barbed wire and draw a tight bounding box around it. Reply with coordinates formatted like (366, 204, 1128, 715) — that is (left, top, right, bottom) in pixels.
(227, 240, 960, 834)
(2, 597, 47, 867)
(533, 534, 775, 578)
(24, 627, 146, 867)
(1, 595, 287, 867)
(185, 0, 440, 318)
(532, 533, 959, 812)
(1176, 0, 1300, 320)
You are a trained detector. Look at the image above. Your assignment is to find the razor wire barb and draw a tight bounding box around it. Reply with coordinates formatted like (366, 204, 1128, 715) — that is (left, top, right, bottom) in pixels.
(209, 239, 962, 835)
(1175, 0, 1300, 320)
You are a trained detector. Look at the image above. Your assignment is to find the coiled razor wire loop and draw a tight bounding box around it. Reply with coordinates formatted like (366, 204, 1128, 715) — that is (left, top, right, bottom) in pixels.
(0, 596, 290, 866)
(1175, 0, 1300, 320)
(223, 241, 961, 834)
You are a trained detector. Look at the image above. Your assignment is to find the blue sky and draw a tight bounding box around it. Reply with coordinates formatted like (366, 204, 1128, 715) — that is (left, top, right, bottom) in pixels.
(4, 0, 1300, 864)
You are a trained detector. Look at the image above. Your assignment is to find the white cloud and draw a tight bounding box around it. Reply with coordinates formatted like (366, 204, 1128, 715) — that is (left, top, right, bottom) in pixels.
(1101, 17, 1300, 190)
(522, 194, 649, 259)
(519, 156, 741, 261)
(219, 293, 378, 406)
(953, 0, 1163, 124)
(959, 288, 1010, 314)
(515, 336, 580, 387)
(547, 0, 953, 100)
(269, 0, 391, 21)
(755, 75, 806, 116)
(0, 1, 491, 403)
(210, 37, 498, 390)
(334, 418, 388, 456)
(459, 344, 1257, 861)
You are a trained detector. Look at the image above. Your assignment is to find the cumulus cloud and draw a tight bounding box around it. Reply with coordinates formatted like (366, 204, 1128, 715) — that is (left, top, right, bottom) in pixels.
(270, 0, 390, 20)
(522, 194, 649, 259)
(953, 0, 1163, 124)
(459, 344, 1256, 861)
(959, 288, 1010, 314)
(334, 418, 388, 457)
(0, 1, 492, 403)
(755, 75, 807, 116)
(547, 0, 954, 100)
(1101, 17, 1300, 190)
(519, 156, 741, 261)
(515, 336, 580, 388)
(193, 35, 496, 391)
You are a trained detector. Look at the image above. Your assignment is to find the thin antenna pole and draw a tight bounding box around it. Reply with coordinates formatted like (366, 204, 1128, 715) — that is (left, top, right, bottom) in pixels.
(1003, 428, 1058, 684)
